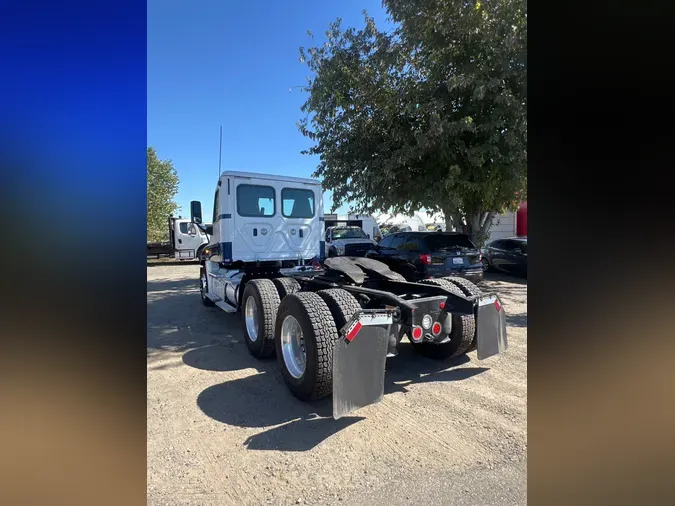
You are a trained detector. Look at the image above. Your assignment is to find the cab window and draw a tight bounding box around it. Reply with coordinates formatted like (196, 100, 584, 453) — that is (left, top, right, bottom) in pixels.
(281, 188, 315, 218)
(237, 184, 275, 217)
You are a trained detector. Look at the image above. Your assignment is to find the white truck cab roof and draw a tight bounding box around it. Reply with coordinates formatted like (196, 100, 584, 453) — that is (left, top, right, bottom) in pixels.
(219, 170, 320, 186)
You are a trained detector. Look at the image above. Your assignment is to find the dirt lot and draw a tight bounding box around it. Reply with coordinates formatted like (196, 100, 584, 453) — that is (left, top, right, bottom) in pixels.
(147, 264, 527, 506)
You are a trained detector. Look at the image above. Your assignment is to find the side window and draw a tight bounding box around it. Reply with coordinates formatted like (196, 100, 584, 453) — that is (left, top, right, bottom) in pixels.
(281, 188, 315, 218)
(212, 189, 220, 223)
(501, 240, 516, 251)
(490, 240, 503, 250)
(378, 235, 394, 249)
(179, 222, 188, 234)
(237, 184, 275, 217)
(390, 234, 406, 250)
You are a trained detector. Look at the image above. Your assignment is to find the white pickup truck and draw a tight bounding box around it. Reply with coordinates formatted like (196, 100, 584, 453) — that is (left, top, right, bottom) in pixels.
(324, 225, 378, 257)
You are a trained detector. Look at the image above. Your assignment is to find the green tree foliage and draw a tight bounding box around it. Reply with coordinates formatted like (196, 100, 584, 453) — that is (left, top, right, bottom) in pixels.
(147, 146, 180, 243)
(298, 0, 527, 246)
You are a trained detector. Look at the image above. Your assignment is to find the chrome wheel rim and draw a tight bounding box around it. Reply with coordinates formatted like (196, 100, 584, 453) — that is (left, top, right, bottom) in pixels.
(280, 315, 306, 379)
(245, 296, 259, 342)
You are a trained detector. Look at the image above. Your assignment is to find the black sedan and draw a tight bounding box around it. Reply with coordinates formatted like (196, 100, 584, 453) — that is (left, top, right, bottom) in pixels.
(365, 232, 484, 283)
(482, 237, 527, 276)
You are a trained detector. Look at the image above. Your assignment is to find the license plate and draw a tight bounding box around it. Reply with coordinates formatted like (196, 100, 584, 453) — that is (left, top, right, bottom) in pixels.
(452, 257, 464, 265)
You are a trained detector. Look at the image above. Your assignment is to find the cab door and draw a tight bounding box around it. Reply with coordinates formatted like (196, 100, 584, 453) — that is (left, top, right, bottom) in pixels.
(173, 220, 202, 258)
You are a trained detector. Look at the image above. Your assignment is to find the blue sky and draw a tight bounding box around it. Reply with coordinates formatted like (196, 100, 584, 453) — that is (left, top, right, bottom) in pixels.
(148, 0, 391, 222)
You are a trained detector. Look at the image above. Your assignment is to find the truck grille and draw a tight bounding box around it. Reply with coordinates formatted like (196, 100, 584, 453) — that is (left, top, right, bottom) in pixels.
(344, 243, 371, 257)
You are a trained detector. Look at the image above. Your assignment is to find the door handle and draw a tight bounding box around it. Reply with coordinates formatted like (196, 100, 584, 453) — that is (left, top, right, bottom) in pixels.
(253, 228, 258, 237)
(178, 239, 182, 244)
(299, 229, 304, 238)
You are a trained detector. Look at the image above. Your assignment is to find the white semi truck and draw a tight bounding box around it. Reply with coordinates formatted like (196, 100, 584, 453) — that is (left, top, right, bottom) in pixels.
(147, 216, 209, 260)
(190, 170, 508, 419)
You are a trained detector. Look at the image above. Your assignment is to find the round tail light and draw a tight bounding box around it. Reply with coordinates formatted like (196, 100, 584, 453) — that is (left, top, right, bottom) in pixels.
(411, 326, 423, 342)
(432, 322, 442, 335)
(421, 314, 432, 329)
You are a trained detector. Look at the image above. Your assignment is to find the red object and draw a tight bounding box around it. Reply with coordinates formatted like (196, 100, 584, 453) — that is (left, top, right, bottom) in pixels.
(439, 301, 445, 309)
(411, 326, 423, 342)
(419, 253, 432, 264)
(432, 322, 442, 335)
(494, 299, 502, 312)
(345, 321, 362, 342)
(516, 201, 527, 237)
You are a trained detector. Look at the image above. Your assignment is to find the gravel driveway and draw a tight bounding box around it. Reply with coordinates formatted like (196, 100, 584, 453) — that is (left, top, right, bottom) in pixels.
(147, 264, 527, 505)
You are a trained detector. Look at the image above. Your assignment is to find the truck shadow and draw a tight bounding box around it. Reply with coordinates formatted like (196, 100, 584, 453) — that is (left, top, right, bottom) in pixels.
(147, 278, 238, 356)
(188, 341, 488, 452)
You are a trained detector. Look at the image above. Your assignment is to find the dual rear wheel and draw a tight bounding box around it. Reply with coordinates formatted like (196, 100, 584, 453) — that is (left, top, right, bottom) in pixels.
(240, 279, 361, 401)
(238, 275, 483, 401)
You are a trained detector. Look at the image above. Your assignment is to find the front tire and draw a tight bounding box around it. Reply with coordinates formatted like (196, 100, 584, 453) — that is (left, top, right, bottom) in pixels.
(200, 267, 215, 307)
(275, 292, 339, 401)
(412, 279, 475, 359)
(241, 279, 280, 358)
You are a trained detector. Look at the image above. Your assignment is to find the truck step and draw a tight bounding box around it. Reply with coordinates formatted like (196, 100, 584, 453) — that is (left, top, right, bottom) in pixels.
(205, 293, 222, 302)
(215, 300, 237, 313)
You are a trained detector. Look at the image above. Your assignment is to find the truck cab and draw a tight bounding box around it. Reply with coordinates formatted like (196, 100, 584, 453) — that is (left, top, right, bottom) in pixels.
(171, 217, 209, 260)
(193, 171, 324, 266)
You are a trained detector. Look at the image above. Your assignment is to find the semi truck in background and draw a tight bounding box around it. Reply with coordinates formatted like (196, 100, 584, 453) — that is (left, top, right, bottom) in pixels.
(147, 216, 209, 260)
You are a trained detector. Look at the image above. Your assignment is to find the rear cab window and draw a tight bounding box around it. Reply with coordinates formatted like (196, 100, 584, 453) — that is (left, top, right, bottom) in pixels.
(423, 234, 477, 251)
(281, 188, 315, 218)
(237, 184, 275, 217)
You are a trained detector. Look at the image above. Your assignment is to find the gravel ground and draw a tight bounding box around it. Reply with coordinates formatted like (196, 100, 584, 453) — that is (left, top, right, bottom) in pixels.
(147, 265, 527, 506)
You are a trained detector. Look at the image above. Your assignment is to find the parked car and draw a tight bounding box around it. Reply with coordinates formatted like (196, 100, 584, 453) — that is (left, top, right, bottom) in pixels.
(325, 226, 377, 257)
(365, 232, 483, 283)
(482, 237, 527, 277)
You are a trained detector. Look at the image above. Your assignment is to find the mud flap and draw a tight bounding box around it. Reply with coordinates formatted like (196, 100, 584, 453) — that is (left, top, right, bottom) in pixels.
(475, 295, 508, 360)
(332, 310, 394, 420)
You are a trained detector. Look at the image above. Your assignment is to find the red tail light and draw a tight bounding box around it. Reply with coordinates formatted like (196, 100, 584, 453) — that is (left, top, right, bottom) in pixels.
(419, 253, 432, 264)
(432, 322, 442, 335)
(411, 326, 423, 342)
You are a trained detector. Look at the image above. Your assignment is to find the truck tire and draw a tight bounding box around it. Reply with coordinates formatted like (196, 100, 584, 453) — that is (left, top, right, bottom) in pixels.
(241, 279, 281, 359)
(274, 292, 339, 401)
(443, 276, 483, 296)
(317, 289, 361, 333)
(442, 276, 483, 352)
(200, 267, 215, 307)
(272, 276, 301, 300)
(413, 279, 475, 359)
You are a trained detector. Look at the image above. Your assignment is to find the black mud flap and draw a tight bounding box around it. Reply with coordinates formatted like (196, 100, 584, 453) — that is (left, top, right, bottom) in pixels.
(332, 310, 394, 420)
(475, 295, 508, 360)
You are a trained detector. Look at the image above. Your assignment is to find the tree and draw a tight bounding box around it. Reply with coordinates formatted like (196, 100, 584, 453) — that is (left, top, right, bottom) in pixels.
(147, 146, 180, 243)
(298, 0, 527, 246)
